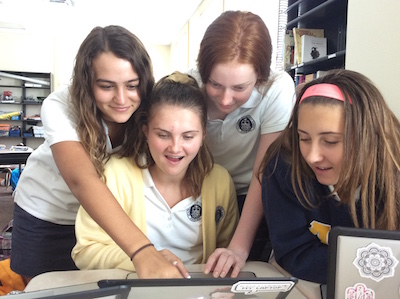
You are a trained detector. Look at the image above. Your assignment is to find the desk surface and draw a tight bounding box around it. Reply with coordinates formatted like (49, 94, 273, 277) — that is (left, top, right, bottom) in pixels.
(25, 262, 321, 299)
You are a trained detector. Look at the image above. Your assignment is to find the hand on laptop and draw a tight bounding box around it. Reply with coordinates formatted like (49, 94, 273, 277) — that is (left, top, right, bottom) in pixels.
(159, 249, 191, 279)
(133, 246, 189, 279)
(204, 247, 247, 278)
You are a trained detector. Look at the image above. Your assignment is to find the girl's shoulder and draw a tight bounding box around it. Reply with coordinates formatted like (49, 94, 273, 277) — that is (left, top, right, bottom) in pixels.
(105, 155, 139, 174)
(203, 164, 233, 187)
(259, 70, 294, 93)
(207, 163, 230, 177)
(44, 86, 71, 103)
(41, 86, 73, 114)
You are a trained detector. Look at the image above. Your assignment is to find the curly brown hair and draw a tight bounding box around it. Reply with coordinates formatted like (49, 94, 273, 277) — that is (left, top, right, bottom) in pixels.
(70, 25, 154, 179)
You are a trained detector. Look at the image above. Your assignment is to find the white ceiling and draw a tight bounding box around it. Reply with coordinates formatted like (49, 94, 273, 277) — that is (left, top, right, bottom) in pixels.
(0, 0, 203, 45)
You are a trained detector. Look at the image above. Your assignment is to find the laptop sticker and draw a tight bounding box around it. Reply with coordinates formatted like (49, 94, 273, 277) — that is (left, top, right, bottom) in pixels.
(231, 280, 296, 295)
(353, 242, 399, 282)
(345, 283, 375, 299)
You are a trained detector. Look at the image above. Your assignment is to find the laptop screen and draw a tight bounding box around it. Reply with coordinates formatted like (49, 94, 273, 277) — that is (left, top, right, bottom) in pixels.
(98, 276, 298, 299)
(327, 226, 400, 299)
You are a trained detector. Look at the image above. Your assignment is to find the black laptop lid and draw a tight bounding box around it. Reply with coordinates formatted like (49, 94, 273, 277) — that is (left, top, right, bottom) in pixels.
(98, 276, 298, 299)
(4, 284, 131, 299)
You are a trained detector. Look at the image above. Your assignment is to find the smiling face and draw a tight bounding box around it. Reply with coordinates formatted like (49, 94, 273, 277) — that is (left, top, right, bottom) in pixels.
(144, 104, 204, 181)
(205, 61, 258, 119)
(92, 52, 141, 124)
(297, 103, 345, 186)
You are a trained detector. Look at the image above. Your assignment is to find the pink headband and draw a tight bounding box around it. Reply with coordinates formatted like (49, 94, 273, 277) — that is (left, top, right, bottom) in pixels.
(300, 83, 351, 104)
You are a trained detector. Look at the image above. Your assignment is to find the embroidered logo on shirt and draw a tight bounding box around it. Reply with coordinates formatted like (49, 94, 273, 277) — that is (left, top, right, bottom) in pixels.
(236, 115, 255, 133)
(187, 203, 202, 222)
(215, 206, 225, 224)
(309, 220, 331, 244)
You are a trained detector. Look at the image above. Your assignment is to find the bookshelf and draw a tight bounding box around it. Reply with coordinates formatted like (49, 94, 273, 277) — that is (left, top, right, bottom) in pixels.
(0, 71, 53, 149)
(285, 0, 348, 83)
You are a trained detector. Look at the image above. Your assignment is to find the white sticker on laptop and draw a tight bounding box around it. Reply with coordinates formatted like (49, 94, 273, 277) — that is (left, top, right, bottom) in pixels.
(353, 242, 399, 282)
(345, 283, 375, 299)
(231, 281, 295, 295)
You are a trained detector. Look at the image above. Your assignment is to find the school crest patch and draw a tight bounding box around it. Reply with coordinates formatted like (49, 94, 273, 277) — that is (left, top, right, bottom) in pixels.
(236, 115, 255, 133)
(187, 203, 202, 222)
(215, 206, 225, 224)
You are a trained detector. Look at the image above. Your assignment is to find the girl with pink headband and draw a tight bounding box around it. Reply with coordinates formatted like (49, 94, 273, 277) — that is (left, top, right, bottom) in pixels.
(260, 69, 400, 284)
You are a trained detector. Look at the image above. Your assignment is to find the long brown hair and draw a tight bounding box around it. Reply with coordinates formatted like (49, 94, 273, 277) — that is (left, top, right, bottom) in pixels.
(70, 25, 154, 179)
(261, 69, 400, 230)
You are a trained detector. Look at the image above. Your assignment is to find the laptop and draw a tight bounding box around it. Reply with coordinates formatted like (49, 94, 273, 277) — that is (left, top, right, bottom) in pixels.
(4, 283, 131, 299)
(98, 275, 298, 299)
(326, 226, 400, 299)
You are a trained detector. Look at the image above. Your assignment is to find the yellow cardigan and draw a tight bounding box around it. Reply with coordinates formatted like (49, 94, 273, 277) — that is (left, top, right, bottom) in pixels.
(72, 156, 239, 271)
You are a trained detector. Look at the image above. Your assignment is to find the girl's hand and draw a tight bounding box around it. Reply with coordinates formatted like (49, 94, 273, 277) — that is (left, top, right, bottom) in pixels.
(159, 249, 191, 279)
(204, 247, 246, 278)
(132, 246, 190, 279)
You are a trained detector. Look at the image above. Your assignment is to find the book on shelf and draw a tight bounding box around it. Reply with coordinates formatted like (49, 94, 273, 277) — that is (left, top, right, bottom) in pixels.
(315, 70, 329, 78)
(304, 73, 315, 83)
(293, 28, 324, 64)
(294, 70, 330, 87)
(294, 74, 306, 87)
(295, 74, 314, 87)
(283, 29, 295, 69)
(301, 35, 327, 63)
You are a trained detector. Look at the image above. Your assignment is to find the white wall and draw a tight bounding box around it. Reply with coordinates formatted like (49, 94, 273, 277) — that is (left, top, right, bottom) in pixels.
(0, 0, 281, 90)
(0, 31, 172, 91)
(4, 0, 398, 122)
(187, 0, 224, 70)
(346, 0, 400, 118)
(0, 31, 54, 74)
(171, 0, 281, 73)
(224, 0, 280, 69)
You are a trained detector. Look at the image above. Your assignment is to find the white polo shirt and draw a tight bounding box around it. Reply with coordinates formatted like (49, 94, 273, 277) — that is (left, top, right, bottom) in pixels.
(142, 168, 203, 264)
(205, 70, 295, 194)
(14, 88, 113, 225)
(14, 87, 115, 225)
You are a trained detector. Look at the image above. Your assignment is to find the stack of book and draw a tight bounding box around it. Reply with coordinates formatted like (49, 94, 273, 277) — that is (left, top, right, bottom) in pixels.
(284, 28, 327, 66)
(283, 29, 295, 69)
